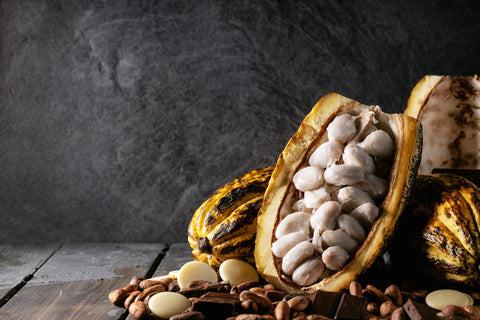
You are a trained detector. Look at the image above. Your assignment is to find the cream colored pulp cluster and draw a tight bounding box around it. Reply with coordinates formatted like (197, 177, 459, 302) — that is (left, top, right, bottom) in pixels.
(273, 107, 395, 287)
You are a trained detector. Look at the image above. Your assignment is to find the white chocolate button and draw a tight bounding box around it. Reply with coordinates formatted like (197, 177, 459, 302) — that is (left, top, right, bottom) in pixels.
(149, 274, 174, 281)
(148, 292, 191, 319)
(425, 289, 474, 310)
(219, 259, 259, 286)
(168, 270, 179, 279)
(177, 261, 218, 288)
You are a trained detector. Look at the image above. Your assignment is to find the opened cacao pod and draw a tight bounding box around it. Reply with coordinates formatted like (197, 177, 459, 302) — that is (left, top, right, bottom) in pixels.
(188, 166, 273, 270)
(255, 93, 422, 294)
(390, 173, 480, 288)
(405, 75, 480, 174)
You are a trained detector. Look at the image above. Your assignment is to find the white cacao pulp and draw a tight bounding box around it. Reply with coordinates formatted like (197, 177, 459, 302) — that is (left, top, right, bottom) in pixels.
(272, 107, 395, 287)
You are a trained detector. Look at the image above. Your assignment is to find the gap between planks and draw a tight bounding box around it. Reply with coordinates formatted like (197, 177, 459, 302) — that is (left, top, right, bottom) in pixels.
(0, 243, 64, 309)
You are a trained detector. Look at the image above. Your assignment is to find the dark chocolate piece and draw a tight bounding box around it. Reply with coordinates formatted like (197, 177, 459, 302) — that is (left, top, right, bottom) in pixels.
(334, 293, 367, 320)
(403, 298, 437, 320)
(192, 292, 240, 320)
(309, 290, 342, 318)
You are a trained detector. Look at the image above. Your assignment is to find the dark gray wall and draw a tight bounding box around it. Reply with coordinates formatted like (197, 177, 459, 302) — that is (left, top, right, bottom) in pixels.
(0, 1, 479, 243)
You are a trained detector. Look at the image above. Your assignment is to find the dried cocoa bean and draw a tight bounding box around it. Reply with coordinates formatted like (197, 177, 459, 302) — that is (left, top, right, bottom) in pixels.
(240, 291, 274, 314)
(241, 299, 259, 314)
(265, 289, 286, 302)
(366, 302, 379, 315)
(349, 281, 363, 297)
(379, 300, 396, 317)
(109, 288, 129, 307)
(128, 301, 148, 319)
(249, 287, 267, 296)
(465, 305, 480, 320)
(442, 305, 471, 319)
(287, 295, 309, 312)
(124, 291, 141, 309)
(263, 284, 276, 290)
(275, 300, 290, 320)
(238, 281, 261, 291)
(185, 280, 212, 290)
(291, 312, 307, 320)
(235, 314, 267, 320)
(306, 315, 332, 320)
(139, 279, 162, 290)
(135, 284, 166, 302)
(384, 284, 402, 306)
(130, 276, 144, 286)
(169, 280, 181, 292)
(365, 285, 389, 303)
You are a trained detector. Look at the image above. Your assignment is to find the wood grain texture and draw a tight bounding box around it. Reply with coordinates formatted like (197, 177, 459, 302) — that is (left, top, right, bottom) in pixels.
(0, 243, 166, 319)
(0, 243, 61, 290)
(152, 242, 192, 277)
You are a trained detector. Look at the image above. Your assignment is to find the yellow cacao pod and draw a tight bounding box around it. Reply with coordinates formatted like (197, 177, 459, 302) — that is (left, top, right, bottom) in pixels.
(188, 166, 273, 270)
(390, 173, 480, 288)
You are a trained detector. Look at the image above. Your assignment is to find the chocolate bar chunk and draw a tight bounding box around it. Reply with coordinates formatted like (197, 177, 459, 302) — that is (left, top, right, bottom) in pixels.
(334, 293, 367, 320)
(309, 290, 342, 318)
(193, 292, 240, 320)
(403, 298, 437, 320)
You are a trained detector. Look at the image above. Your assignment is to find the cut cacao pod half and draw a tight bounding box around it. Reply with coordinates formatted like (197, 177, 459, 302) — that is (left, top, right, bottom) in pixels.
(255, 93, 422, 294)
(405, 75, 480, 175)
(188, 166, 274, 270)
(390, 173, 480, 288)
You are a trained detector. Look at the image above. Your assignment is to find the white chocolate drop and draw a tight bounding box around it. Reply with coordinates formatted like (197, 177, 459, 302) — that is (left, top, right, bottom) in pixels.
(219, 259, 259, 286)
(425, 289, 474, 310)
(177, 261, 218, 289)
(148, 292, 192, 319)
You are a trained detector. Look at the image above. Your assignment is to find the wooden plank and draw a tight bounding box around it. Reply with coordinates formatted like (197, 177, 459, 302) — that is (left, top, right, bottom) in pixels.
(152, 242, 193, 277)
(0, 243, 62, 290)
(28, 243, 167, 285)
(0, 243, 167, 320)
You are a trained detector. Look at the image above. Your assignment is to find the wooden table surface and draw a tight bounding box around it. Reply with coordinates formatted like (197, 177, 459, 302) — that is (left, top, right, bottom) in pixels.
(0, 242, 193, 320)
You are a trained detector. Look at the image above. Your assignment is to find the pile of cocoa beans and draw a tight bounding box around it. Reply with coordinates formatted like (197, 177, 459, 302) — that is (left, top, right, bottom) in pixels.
(109, 277, 480, 320)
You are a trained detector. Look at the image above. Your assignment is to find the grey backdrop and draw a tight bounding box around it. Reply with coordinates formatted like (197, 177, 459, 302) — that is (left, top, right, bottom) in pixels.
(0, 1, 479, 243)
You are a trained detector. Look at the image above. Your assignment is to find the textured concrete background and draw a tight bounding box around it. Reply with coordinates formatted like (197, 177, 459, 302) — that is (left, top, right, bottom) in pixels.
(0, 1, 479, 243)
